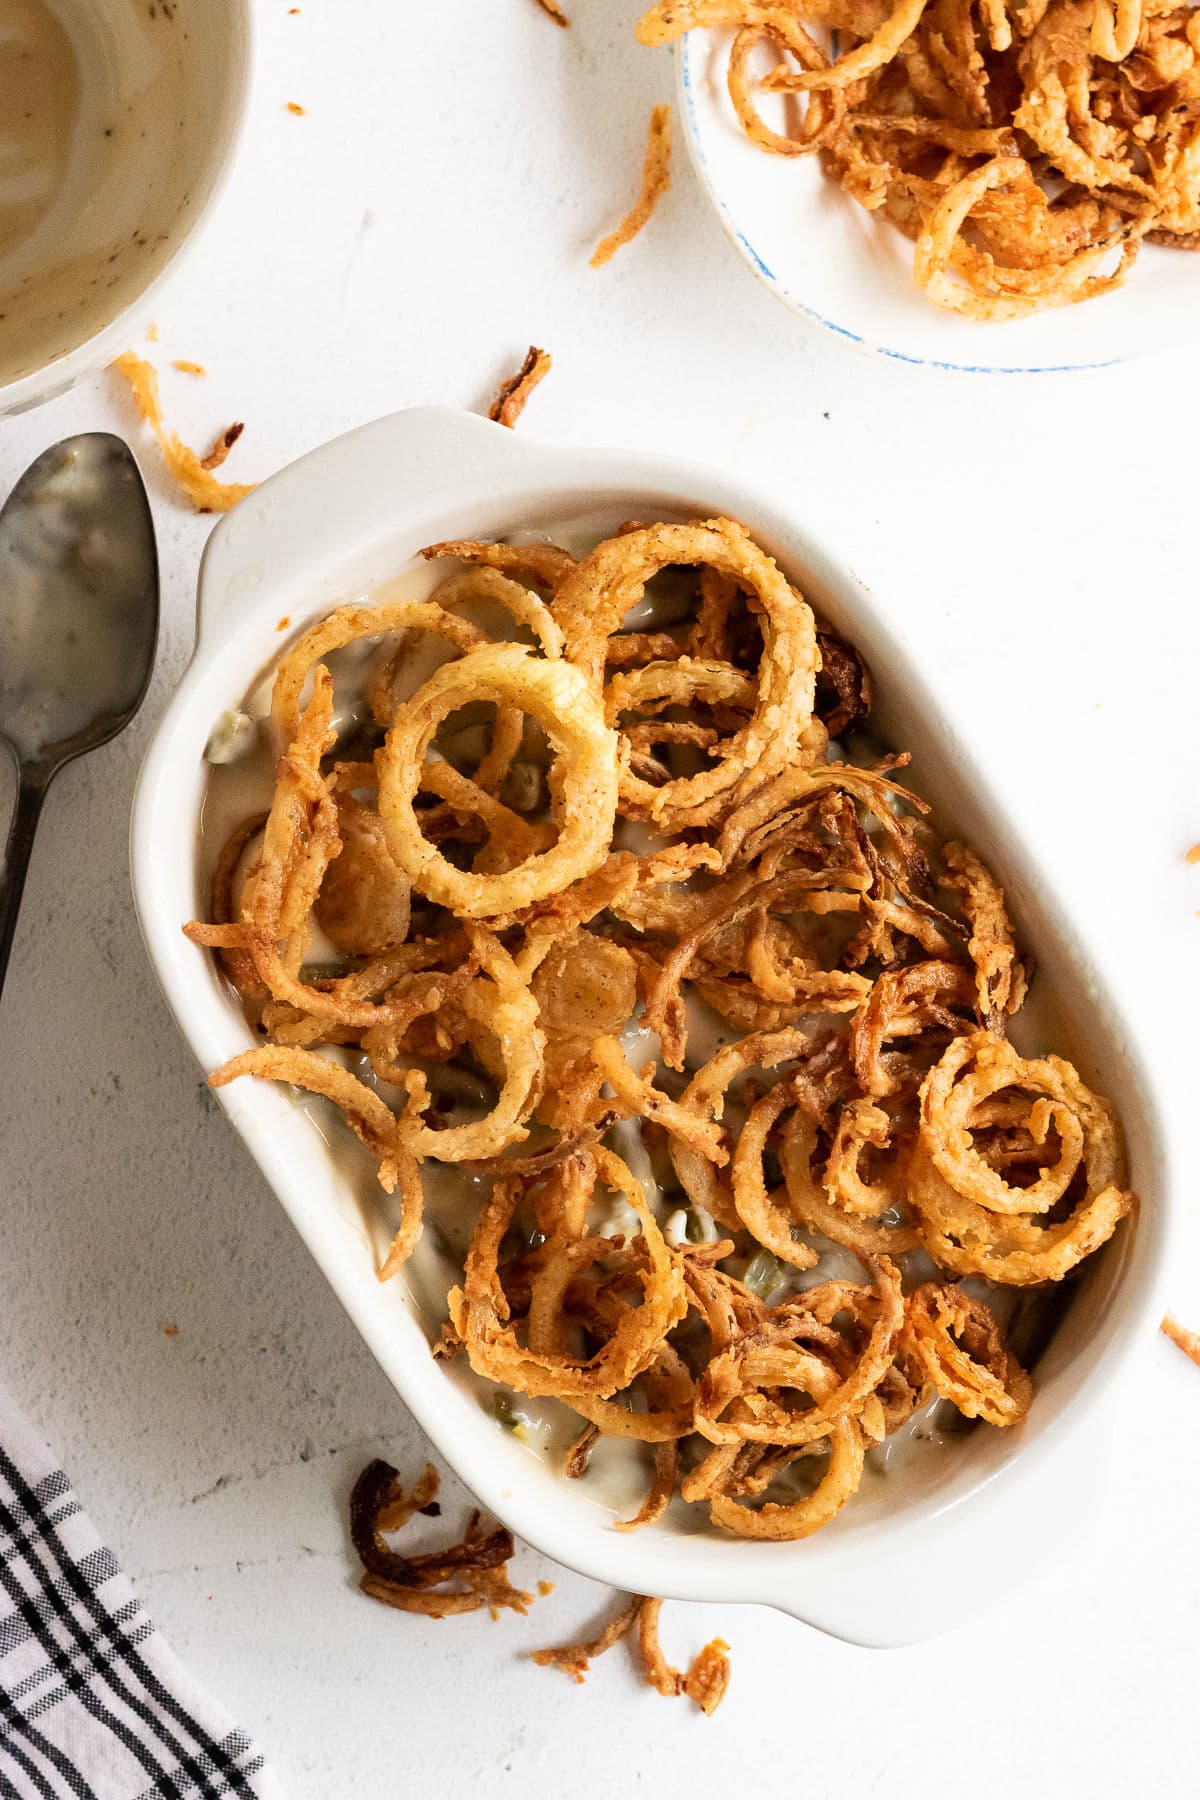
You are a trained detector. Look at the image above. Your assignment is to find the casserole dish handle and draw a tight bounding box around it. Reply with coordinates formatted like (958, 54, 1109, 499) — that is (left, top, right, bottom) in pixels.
(194, 406, 553, 648)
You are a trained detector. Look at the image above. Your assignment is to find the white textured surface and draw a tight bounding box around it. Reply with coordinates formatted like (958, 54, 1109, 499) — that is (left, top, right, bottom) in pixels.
(1, 2, 1198, 1794)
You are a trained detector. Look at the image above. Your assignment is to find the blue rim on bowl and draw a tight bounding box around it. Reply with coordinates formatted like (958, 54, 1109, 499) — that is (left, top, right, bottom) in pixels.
(675, 32, 1122, 376)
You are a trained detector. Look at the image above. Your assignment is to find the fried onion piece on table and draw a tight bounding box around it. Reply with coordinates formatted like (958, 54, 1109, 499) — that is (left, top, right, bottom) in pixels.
(112, 353, 256, 513)
(351, 1460, 532, 1618)
(488, 346, 553, 427)
(1161, 1314, 1200, 1370)
(534, 1595, 733, 1713)
(591, 104, 673, 267)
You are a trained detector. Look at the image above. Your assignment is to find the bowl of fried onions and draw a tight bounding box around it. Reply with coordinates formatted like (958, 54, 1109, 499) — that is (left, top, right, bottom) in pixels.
(132, 407, 1171, 1645)
(660, 0, 1200, 369)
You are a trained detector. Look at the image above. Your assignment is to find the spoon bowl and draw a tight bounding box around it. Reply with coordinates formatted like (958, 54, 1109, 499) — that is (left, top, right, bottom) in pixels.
(0, 433, 159, 998)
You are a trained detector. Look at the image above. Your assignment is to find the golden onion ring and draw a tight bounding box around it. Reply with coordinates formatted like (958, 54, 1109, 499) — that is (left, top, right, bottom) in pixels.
(448, 1148, 687, 1400)
(378, 642, 620, 918)
(270, 600, 484, 750)
(555, 519, 817, 818)
(708, 1416, 865, 1540)
(694, 1257, 903, 1446)
(397, 928, 544, 1162)
(900, 1283, 1033, 1427)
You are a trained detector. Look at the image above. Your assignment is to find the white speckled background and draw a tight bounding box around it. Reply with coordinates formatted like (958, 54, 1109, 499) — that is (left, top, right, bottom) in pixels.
(2, 3, 1199, 1793)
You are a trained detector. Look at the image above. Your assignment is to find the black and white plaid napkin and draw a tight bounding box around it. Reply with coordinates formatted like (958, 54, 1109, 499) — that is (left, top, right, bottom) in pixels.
(0, 1387, 284, 1799)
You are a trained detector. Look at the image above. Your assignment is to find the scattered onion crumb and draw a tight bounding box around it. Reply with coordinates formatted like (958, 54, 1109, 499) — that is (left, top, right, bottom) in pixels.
(287, 101, 306, 115)
(488, 346, 552, 428)
(532, 1596, 641, 1683)
(113, 352, 256, 514)
(163, 1324, 179, 1337)
(173, 360, 207, 378)
(1162, 1314, 1200, 1368)
(533, 1593, 732, 1715)
(201, 422, 246, 473)
(591, 105, 671, 268)
(346, 1464, 729, 1712)
(534, 0, 571, 22)
(351, 1460, 532, 1619)
(277, 615, 292, 631)
(146, 321, 159, 342)
(1186, 844, 1200, 865)
(684, 1639, 732, 1717)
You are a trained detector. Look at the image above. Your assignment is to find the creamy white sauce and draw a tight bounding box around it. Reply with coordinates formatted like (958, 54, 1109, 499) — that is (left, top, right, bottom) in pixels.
(680, 991, 740, 1068)
(604, 1117, 660, 1221)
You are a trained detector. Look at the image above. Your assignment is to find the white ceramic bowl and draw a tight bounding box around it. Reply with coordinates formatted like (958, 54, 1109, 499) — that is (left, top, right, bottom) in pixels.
(132, 407, 1173, 1646)
(0, 0, 252, 416)
(677, 28, 1195, 374)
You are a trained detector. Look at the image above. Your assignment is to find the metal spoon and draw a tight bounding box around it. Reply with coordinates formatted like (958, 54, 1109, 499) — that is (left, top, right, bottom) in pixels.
(0, 434, 159, 1002)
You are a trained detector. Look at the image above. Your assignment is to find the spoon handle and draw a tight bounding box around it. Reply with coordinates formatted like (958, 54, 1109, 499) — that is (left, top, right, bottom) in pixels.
(0, 773, 46, 1005)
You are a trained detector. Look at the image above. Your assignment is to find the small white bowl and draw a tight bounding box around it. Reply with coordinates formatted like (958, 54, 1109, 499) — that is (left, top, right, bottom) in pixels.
(677, 28, 1195, 374)
(0, 0, 252, 416)
(132, 408, 1173, 1645)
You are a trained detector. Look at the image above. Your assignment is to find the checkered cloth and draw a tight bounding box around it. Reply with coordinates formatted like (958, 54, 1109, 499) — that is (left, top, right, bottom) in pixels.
(0, 1389, 284, 1799)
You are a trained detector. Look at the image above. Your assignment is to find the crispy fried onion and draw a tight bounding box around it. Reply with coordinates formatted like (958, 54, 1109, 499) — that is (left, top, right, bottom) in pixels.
(911, 1030, 1135, 1283)
(208, 1045, 424, 1277)
(941, 841, 1027, 1026)
(606, 656, 767, 829)
(764, 0, 931, 90)
(422, 536, 577, 591)
(532, 1594, 643, 1680)
(448, 1147, 686, 1400)
(912, 159, 1141, 320)
(270, 598, 484, 749)
(397, 928, 544, 1161)
(591, 104, 673, 267)
(556, 519, 817, 822)
(850, 959, 977, 1098)
(533, 1594, 732, 1714)
(488, 345, 553, 428)
(191, 513, 1137, 1551)
(634, 0, 1199, 318)
(194, 810, 268, 997)
(645, 867, 873, 1068)
(592, 1033, 729, 1164)
(112, 353, 256, 513)
(1161, 1314, 1200, 1371)
(197, 678, 453, 1037)
(378, 643, 620, 917)
(728, 15, 844, 158)
(782, 1095, 922, 1255)
(672, 1029, 849, 1238)
(351, 1460, 532, 1617)
(429, 564, 564, 662)
(695, 1257, 904, 1445)
(900, 1283, 1033, 1426)
(681, 1262, 914, 1538)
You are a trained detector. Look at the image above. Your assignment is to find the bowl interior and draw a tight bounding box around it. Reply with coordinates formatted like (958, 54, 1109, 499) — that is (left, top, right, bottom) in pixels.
(134, 434, 1167, 1624)
(678, 28, 1191, 373)
(0, 0, 247, 394)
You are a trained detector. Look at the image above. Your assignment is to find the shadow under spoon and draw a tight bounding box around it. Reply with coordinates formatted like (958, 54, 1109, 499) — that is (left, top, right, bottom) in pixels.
(0, 434, 159, 1003)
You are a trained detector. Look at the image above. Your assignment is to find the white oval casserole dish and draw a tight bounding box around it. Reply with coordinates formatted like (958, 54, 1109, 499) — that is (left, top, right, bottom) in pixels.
(131, 407, 1173, 1646)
